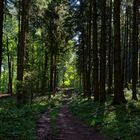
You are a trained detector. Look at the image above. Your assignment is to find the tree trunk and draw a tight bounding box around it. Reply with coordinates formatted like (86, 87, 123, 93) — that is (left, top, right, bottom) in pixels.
(80, 0, 87, 98)
(50, 49, 53, 98)
(113, 0, 127, 104)
(87, 0, 92, 99)
(128, 8, 132, 84)
(53, 54, 57, 96)
(124, 6, 129, 88)
(108, 0, 113, 94)
(132, 0, 138, 100)
(100, 0, 106, 102)
(92, 0, 99, 101)
(17, 0, 31, 105)
(6, 36, 13, 95)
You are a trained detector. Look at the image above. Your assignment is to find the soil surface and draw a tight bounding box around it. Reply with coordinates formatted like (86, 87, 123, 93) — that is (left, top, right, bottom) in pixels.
(37, 104, 105, 140)
(37, 111, 52, 140)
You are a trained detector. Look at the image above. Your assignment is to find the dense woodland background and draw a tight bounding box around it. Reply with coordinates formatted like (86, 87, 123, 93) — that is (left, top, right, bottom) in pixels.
(0, 0, 140, 139)
(0, 0, 139, 104)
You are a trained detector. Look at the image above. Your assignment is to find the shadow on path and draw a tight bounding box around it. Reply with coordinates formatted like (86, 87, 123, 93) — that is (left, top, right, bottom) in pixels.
(37, 101, 105, 140)
(54, 104, 105, 140)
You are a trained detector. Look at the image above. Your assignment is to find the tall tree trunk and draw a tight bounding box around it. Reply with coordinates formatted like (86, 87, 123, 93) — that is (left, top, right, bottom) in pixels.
(108, 0, 113, 94)
(113, 0, 127, 104)
(132, 0, 138, 100)
(24, 0, 31, 71)
(49, 16, 55, 98)
(122, 16, 126, 88)
(6, 36, 13, 95)
(122, 4, 129, 88)
(82, 31, 87, 97)
(87, 0, 92, 99)
(53, 54, 57, 96)
(128, 8, 132, 84)
(100, 0, 106, 102)
(50, 49, 53, 98)
(124, 6, 129, 88)
(17, 0, 31, 105)
(92, 0, 99, 101)
(80, 0, 87, 98)
(0, 0, 4, 78)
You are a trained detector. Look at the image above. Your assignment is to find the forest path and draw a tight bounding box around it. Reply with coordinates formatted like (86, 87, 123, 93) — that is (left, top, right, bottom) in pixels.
(37, 96, 105, 140)
(53, 104, 105, 140)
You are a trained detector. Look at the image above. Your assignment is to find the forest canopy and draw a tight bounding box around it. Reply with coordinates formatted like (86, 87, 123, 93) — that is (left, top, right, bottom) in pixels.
(0, 0, 139, 104)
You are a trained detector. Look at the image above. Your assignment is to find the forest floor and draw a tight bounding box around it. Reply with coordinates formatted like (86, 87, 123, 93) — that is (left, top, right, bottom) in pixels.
(37, 99, 105, 140)
(1, 90, 140, 139)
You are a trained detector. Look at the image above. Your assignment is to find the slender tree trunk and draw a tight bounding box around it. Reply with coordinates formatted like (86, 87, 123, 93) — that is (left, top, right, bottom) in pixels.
(82, 32, 87, 97)
(87, 0, 92, 99)
(24, 0, 31, 71)
(128, 9, 132, 84)
(132, 0, 138, 100)
(100, 0, 106, 102)
(122, 4, 129, 88)
(17, 0, 25, 105)
(6, 36, 13, 95)
(49, 16, 55, 98)
(50, 50, 53, 98)
(108, 0, 113, 94)
(80, 0, 87, 98)
(124, 6, 129, 88)
(53, 54, 57, 96)
(122, 17, 126, 88)
(113, 0, 127, 104)
(17, 0, 31, 105)
(93, 0, 99, 101)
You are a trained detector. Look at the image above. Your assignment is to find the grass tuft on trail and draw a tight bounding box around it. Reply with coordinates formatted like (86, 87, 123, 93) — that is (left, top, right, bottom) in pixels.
(69, 90, 140, 140)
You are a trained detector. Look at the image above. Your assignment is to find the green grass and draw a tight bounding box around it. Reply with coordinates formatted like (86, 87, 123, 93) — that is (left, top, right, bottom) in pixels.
(69, 91, 140, 140)
(0, 94, 63, 140)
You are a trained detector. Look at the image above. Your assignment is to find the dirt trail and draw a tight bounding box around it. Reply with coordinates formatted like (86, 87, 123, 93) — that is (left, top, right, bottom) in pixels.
(37, 111, 51, 140)
(55, 105, 104, 140)
(37, 104, 105, 140)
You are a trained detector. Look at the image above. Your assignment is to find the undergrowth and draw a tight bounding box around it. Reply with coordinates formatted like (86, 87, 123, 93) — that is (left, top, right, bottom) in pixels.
(0, 94, 63, 140)
(2, 90, 140, 140)
(69, 90, 140, 140)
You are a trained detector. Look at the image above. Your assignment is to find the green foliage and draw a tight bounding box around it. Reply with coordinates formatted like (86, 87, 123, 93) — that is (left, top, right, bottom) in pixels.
(0, 94, 63, 140)
(1, 15, 18, 93)
(60, 51, 78, 87)
(0, 98, 41, 139)
(69, 92, 140, 140)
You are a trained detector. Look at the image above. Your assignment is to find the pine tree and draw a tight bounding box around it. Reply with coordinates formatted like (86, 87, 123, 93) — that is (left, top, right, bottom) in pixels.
(100, 0, 107, 102)
(132, 0, 138, 100)
(113, 0, 127, 104)
(92, 0, 99, 100)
